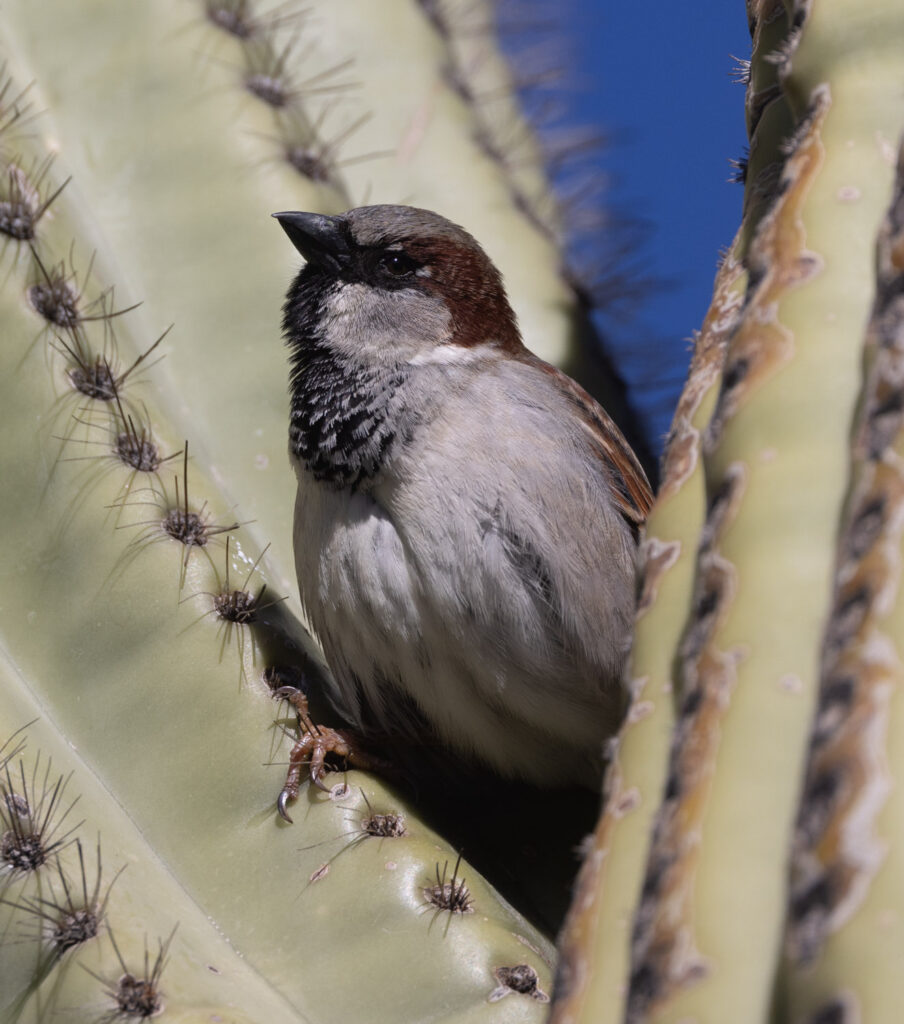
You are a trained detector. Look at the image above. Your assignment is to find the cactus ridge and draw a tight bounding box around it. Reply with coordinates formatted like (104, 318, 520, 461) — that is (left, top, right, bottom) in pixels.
(551, 0, 904, 1019)
(624, 56, 830, 1021)
(416, 0, 608, 308)
(202, 0, 364, 204)
(781, 131, 904, 1021)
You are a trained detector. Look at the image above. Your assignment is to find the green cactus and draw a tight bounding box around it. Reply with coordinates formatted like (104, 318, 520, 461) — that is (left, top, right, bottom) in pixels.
(781, 107, 904, 1024)
(10, 0, 904, 1020)
(552, 233, 748, 1022)
(0, 0, 602, 1019)
(552, 1, 904, 1021)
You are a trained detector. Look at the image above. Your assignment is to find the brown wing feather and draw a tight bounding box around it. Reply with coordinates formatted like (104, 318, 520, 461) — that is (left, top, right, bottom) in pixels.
(519, 353, 653, 533)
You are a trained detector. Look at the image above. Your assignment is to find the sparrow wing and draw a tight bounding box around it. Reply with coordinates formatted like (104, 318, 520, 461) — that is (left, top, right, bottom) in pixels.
(517, 353, 653, 535)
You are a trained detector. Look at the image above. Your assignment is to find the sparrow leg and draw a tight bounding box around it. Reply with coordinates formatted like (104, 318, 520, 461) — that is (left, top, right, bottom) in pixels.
(274, 686, 389, 822)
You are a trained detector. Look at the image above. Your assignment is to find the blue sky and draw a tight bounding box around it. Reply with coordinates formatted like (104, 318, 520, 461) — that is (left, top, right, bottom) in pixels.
(555, 4, 752, 454)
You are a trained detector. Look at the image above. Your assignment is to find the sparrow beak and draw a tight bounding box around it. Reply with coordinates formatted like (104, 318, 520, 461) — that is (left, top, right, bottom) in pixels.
(272, 211, 351, 273)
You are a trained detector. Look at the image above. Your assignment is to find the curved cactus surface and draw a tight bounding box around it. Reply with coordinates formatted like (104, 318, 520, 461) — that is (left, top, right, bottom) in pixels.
(551, 1, 904, 1021)
(0, 0, 605, 1019)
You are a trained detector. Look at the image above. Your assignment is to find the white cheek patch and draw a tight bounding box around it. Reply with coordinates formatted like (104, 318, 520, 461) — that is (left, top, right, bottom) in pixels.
(321, 283, 451, 364)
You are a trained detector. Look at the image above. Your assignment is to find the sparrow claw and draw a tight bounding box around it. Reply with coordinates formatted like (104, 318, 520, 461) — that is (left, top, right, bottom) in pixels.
(275, 714, 390, 818)
(273, 685, 302, 701)
(277, 788, 294, 823)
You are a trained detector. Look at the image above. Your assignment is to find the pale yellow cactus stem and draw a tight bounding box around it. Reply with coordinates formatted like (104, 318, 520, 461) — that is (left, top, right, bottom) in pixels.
(550, 239, 746, 1024)
(621, 0, 904, 1019)
(783, 139, 904, 1024)
(0, 0, 579, 1017)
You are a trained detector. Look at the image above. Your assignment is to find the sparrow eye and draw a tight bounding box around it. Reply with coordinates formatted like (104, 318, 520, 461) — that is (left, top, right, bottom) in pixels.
(377, 251, 419, 278)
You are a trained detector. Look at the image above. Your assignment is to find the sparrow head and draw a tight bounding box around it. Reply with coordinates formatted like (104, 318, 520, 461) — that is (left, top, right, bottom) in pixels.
(273, 205, 522, 366)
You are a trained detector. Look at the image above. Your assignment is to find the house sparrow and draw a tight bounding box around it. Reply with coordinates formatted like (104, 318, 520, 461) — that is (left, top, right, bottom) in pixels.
(273, 204, 652, 808)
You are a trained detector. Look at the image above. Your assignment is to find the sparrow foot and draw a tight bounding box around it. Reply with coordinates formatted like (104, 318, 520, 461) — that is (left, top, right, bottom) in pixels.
(274, 686, 389, 822)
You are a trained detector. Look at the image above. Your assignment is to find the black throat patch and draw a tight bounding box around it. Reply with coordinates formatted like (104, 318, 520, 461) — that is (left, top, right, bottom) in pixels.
(283, 269, 406, 489)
